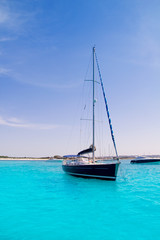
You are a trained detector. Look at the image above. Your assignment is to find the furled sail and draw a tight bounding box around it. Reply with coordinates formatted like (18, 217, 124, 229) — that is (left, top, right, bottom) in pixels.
(78, 145, 96, 156)
(95, 53, 119, 160)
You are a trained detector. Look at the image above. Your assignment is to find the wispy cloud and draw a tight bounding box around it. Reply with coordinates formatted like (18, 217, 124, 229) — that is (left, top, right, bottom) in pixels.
(0, 116, 59, 130)
(0, 2, 9, 24)
(18, 79, 81, 90)
(0, 2, 17, 29)
(0, 0, 37, 33)
(0, 67, 10, 75)
(0, 37, 15, 42)
(126, 11, 160, 68)
(5, 70, 81, 89)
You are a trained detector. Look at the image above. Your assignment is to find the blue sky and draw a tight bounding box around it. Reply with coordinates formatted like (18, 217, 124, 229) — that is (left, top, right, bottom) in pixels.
(0, 0, 160, 157)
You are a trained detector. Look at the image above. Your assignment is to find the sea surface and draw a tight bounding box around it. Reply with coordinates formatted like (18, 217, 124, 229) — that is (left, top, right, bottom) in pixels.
(0, 160, 160, 240)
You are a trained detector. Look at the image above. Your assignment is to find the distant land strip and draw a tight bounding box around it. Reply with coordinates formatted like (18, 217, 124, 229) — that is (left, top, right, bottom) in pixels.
(0, 155, 62, 160)
(0, 155, 160, 161)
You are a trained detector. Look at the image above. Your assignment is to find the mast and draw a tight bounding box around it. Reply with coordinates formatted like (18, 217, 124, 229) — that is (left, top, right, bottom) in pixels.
(92, 46, 95, 163)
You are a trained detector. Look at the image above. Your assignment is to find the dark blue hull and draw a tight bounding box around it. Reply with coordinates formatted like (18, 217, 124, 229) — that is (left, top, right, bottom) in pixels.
(62, 162, 120, 180)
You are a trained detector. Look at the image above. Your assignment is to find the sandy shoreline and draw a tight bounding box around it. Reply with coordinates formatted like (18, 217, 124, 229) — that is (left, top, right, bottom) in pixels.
(0, 158, 56, 161)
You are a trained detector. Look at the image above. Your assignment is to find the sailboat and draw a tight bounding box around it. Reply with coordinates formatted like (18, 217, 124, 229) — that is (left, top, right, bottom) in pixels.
(62, 47, 120, 180)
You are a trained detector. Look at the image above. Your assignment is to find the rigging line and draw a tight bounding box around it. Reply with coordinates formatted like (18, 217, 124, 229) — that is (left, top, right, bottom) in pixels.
(81, 77, 92, 117)
(81, 53, 96, 150)
(95, 52, 119, 160)
(84, 53, 92, 81)
(85, 84, 92, 146)
(80, 53, 92, 121)
(78, 57, 92, 152)
(95, 78, 102, 156)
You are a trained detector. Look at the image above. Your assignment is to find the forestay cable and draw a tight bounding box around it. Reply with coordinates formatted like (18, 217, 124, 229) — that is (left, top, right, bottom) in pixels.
(95, 52, 119, 160)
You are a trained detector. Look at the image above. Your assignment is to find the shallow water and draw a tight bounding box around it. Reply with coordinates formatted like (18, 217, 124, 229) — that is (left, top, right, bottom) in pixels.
(0, 160, 160, 240)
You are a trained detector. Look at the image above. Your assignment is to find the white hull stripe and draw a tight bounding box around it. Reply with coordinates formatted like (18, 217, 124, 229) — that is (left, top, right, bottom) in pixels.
(66, 172, 116, 179)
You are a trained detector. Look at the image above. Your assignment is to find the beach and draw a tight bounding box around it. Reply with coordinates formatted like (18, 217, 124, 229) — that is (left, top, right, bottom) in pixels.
(0, 157, 50, 161)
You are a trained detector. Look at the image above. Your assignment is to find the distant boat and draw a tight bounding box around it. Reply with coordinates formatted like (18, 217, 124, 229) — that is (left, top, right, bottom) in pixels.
(62, 47, 120, 180)
(130, 156, 160, 164)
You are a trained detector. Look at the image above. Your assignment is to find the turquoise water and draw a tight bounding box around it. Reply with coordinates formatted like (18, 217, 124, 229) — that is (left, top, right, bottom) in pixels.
(0, 160, 160, 240)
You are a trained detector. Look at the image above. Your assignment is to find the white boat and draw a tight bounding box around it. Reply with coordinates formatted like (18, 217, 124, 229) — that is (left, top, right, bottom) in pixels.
(131, 156, 160, 164)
